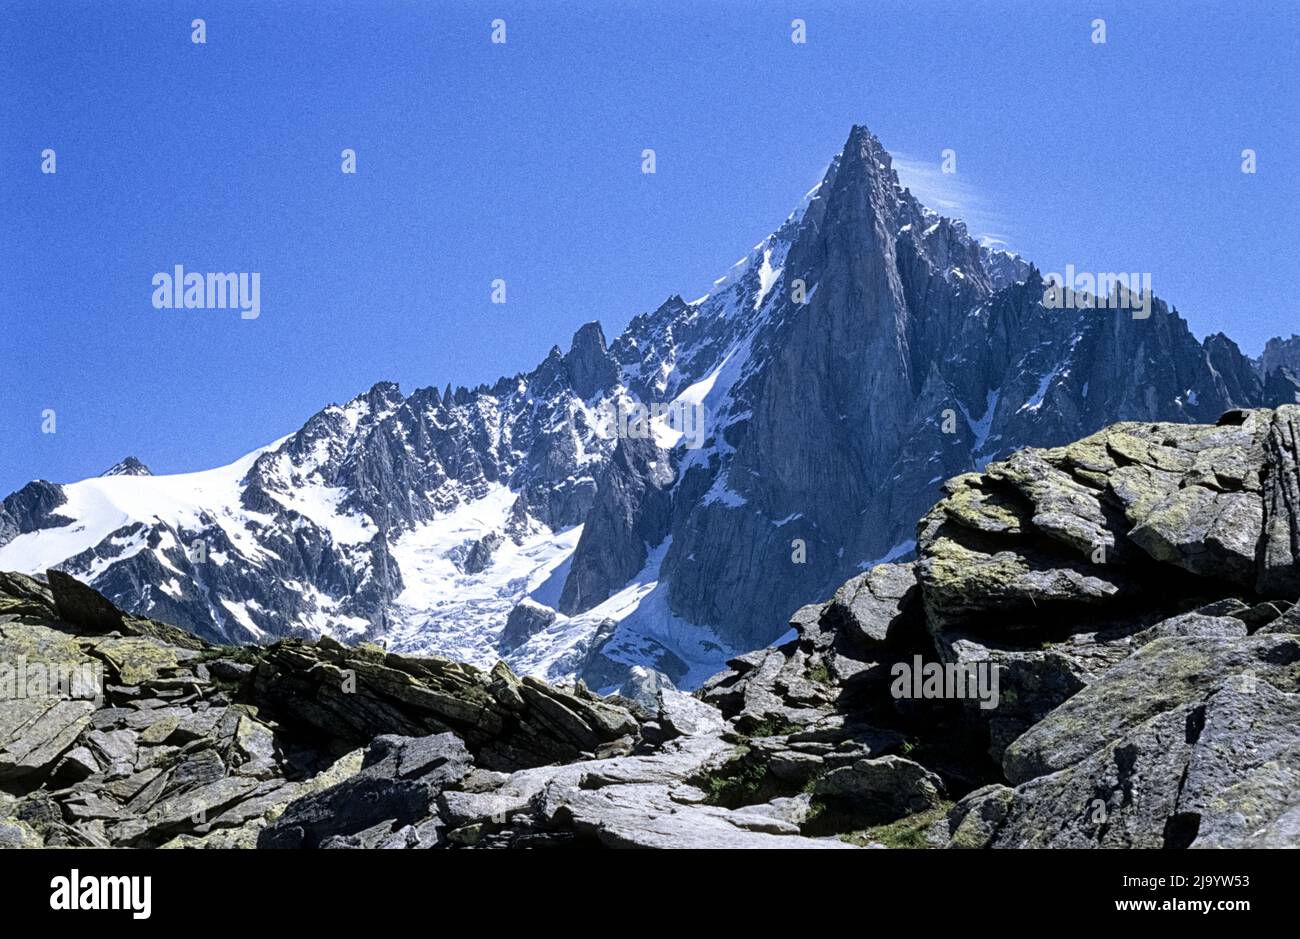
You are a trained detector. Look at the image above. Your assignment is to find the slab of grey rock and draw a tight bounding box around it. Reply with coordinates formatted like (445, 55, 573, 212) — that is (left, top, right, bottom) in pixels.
(1003, 633, 1300, 785)
(822, 563, 918, 647)
(0, 698, 96, 781)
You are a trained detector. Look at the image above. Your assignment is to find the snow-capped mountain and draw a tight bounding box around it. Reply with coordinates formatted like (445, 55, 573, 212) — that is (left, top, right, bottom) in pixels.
(0, 125, 1290, 689)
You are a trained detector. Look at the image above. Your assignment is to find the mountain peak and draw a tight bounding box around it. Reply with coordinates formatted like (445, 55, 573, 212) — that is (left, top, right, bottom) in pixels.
(810, 123, 908, 238)
(1262, 334, 1300, 376)
(568, 320, 607, 350)
(100, 456, 151, 477)
(564, 321, 618, 398)
(841, 124, 892, 172)
(845, 122, 880, 148)
(353, 380, 405, 414)
(563, 321, 618, 399)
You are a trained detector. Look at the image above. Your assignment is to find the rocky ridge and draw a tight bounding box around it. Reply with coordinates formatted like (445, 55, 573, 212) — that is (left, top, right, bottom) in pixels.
(4, 406, 1297, 849)
(0, 569, 842, 848)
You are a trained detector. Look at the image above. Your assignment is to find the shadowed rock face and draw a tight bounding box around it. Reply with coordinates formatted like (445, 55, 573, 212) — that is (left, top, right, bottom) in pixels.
(1264, 365, 1300, 406)
(3, 408, 1299, 848)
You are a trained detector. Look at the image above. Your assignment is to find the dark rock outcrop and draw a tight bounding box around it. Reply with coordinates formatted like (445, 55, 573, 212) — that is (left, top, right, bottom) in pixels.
(498, 599, 557, 654)
(1264, 366, 1300, 406)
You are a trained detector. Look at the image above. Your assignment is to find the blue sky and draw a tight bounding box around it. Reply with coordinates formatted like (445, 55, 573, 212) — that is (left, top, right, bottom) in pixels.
(2, 0, 1296, 494)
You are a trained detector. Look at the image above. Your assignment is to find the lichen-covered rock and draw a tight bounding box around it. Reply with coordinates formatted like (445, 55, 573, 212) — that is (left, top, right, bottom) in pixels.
(918, 407, 1300, 623)
(917, 526, 1133, 622)
(0, 698, 96, 782)
(941, 784, 1015, 849)
(0, 817, 43, 849)
(943, 676, 1300, 848)
(1002, 633, 1300, 785)
(1260, 408, 1300, 596)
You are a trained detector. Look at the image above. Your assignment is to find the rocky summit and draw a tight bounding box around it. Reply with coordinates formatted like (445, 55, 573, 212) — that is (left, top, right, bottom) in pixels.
(3, 406, 1297, 849)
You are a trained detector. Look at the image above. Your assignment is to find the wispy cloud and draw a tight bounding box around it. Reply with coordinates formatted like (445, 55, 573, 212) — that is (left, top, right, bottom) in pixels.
(891, 154, 1011, 250)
